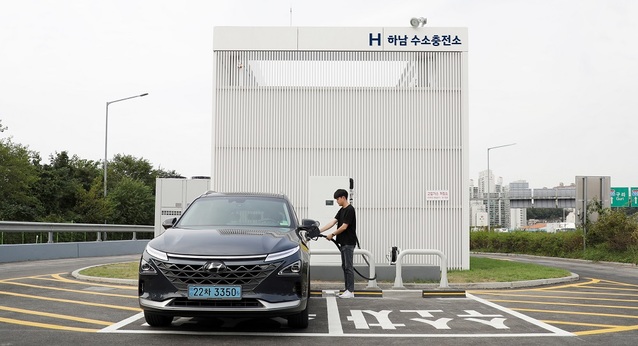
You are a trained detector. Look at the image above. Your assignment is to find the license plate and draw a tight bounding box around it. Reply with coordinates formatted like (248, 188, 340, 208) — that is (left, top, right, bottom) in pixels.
(188, 285, 242, 300)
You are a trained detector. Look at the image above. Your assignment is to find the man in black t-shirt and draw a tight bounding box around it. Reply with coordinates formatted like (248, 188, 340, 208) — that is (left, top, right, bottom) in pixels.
(320, 189, 356, 298)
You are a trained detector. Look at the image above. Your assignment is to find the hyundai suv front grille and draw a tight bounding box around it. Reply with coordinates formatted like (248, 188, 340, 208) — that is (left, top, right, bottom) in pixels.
(153, 260, 280, 292)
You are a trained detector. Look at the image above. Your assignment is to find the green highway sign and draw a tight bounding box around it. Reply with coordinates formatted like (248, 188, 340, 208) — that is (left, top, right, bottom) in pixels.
(611, 187, 630, 208)
(632, 187, 638, 207)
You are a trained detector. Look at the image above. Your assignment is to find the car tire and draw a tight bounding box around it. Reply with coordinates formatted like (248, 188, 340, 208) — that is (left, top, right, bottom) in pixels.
(287, 275, 310, 329)
(144, 311, 173, 327)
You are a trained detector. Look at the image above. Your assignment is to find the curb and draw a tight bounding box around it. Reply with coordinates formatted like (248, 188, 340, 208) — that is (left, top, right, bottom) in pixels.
(310, 272, 579, 298)
(473, 252, 638, 268)
(72, 263, 580, 299)
(71, 262, 138, 286)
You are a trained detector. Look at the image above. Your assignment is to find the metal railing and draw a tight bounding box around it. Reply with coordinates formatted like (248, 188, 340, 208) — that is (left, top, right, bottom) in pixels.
(393, 249, 449, 289)
(0, 221, 154, 243)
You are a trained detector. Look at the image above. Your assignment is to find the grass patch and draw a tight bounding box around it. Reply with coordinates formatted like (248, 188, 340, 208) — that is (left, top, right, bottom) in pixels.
(79, 256, 571, 283)
(80, 261, 139, 280)
(447, 257, 570, 283)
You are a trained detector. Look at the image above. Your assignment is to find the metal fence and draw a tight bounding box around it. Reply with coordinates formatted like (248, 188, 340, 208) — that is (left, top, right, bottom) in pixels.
(0, 221, 154, 263)
(0, 221, 154, 244)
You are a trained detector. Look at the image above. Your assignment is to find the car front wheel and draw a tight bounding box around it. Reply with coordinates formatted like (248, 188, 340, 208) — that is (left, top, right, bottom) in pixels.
(287, 301, 309, 329)
(287, 277, 310, 329)
(144, 311, 173, 327)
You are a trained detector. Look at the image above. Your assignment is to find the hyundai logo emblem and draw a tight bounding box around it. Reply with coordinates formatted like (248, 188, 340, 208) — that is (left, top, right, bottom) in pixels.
(203, 261, 227, 273)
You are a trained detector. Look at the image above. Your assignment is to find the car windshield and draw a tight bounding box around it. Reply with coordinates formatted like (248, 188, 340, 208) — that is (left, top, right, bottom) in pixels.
(177, 197, 293, 228)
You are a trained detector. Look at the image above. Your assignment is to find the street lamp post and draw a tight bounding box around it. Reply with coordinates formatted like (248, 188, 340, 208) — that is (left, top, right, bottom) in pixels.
(486, 143, 516, 232)
(104, 93, 148, 197)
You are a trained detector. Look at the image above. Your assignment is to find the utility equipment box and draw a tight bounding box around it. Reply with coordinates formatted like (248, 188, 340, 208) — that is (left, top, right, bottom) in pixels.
(307, 176, 353, 265)
(154, 178, 211, 236)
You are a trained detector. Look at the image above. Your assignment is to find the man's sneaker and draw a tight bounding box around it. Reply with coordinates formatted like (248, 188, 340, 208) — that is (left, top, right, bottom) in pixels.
(338, 290, 354, 298)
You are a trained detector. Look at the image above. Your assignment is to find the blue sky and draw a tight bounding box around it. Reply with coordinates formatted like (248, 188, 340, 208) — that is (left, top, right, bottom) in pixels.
(1, 0, 636, 189)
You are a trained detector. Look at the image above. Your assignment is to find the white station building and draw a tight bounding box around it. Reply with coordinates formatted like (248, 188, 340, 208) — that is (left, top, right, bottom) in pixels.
(154, 26, 469, 270)
(208, 26, 470, 270)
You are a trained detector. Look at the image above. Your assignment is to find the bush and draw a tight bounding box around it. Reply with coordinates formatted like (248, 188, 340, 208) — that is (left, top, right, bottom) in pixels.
(470, 224, 638, 264)
(470, 230, 583, 256)
(586, 209, 638, 251)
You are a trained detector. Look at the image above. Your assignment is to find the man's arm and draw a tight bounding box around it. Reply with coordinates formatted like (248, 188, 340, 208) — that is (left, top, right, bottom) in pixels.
(326, 222, 348, 241)
(320, 219, 337, 233)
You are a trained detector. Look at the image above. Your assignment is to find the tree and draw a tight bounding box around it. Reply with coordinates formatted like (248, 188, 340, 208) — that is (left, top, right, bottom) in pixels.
(31, 151, 102, 222)
(74, 177, 112, 224)
(34, 151, 80, 221)
(155, 168, 184, 179)
(0, 124, 183, 225)
(0, 138, 42, 220)
(108, 154, 156, 189)
(108, 176, 154, 225)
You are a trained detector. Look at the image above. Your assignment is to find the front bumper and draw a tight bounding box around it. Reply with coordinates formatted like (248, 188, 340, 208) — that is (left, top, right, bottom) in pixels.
(140, 296, 301, 313)
(138, 249, 310, 318)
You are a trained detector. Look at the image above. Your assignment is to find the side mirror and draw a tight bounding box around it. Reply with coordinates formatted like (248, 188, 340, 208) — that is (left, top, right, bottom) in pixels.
(301, 219, 320, 227)
(162, 217, 177, 230)
(299, 219, 321, 239)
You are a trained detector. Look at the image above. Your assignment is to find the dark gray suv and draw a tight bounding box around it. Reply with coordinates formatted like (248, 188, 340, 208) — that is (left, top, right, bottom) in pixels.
(138, 192, 313, 328)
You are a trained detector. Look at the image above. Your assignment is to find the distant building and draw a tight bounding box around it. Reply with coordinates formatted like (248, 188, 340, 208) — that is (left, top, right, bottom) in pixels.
(470, 170, 510, 228)
(510, 208, 527, 230)
(471, 172, 584, 231)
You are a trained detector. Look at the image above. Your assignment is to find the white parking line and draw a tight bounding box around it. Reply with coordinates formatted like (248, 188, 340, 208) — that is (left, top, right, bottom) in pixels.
(99, 312, 144, 333)
(100, 295, 575, 337)
(326, 296, 343, 335)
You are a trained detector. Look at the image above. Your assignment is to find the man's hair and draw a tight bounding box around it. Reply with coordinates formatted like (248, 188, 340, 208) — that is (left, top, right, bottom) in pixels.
(334, 189, 348, 200)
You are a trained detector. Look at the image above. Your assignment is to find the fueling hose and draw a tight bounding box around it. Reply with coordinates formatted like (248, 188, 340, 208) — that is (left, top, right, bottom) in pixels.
(299, 226, 377, 281)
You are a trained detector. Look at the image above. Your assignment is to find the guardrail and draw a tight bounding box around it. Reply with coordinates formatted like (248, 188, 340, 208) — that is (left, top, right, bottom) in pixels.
(393, 249, 449, 289)
(309, 248, 378, 289)
(0, 221, 154, 243)
(0, 221, 153, 263)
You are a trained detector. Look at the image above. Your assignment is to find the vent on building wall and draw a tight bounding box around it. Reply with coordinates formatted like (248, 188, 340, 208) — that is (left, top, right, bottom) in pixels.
(161, 210, 182, 216)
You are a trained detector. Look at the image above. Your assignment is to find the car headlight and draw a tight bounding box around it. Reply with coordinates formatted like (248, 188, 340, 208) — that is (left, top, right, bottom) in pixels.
(145, 245, 168, 261)
(266, 246, 300, 262)
(139, 257, 157, 274)
(278, 260, 302, 276)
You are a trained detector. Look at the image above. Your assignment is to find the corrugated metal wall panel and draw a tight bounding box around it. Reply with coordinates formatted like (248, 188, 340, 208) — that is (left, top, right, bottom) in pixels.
(212, 51, 469, 269)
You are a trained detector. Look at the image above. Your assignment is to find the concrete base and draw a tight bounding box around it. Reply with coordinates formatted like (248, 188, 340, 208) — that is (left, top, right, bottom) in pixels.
(310, 264, 440, 282)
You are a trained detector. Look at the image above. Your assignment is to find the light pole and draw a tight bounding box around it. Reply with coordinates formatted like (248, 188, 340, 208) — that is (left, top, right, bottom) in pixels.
(104, 93, 148, 197)
(486, 143, 516, 232)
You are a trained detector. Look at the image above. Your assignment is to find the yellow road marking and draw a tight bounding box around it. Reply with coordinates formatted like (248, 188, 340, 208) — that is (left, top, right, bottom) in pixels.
(0, 281, 136, 299)
(0, 290, 140, 312)
(597, 279, 638, 288)
(573, 286, 638, 293)
(0, 305, 112, 326)
(516, 289, 638, 298)
(542, 320, 621, 328)
(0, 273, 62, 283)
(1, 273, 136, 290)
(0, 317, 98, 333)
(538, 278, 601, 290)
(514, 307, 638, 319)
(48, 274, 136, 290)
(477, 292, 638, 303)
(574, 324, 638, 336)
(492, 299, 638, 310)
(468, 278, 601, 294)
